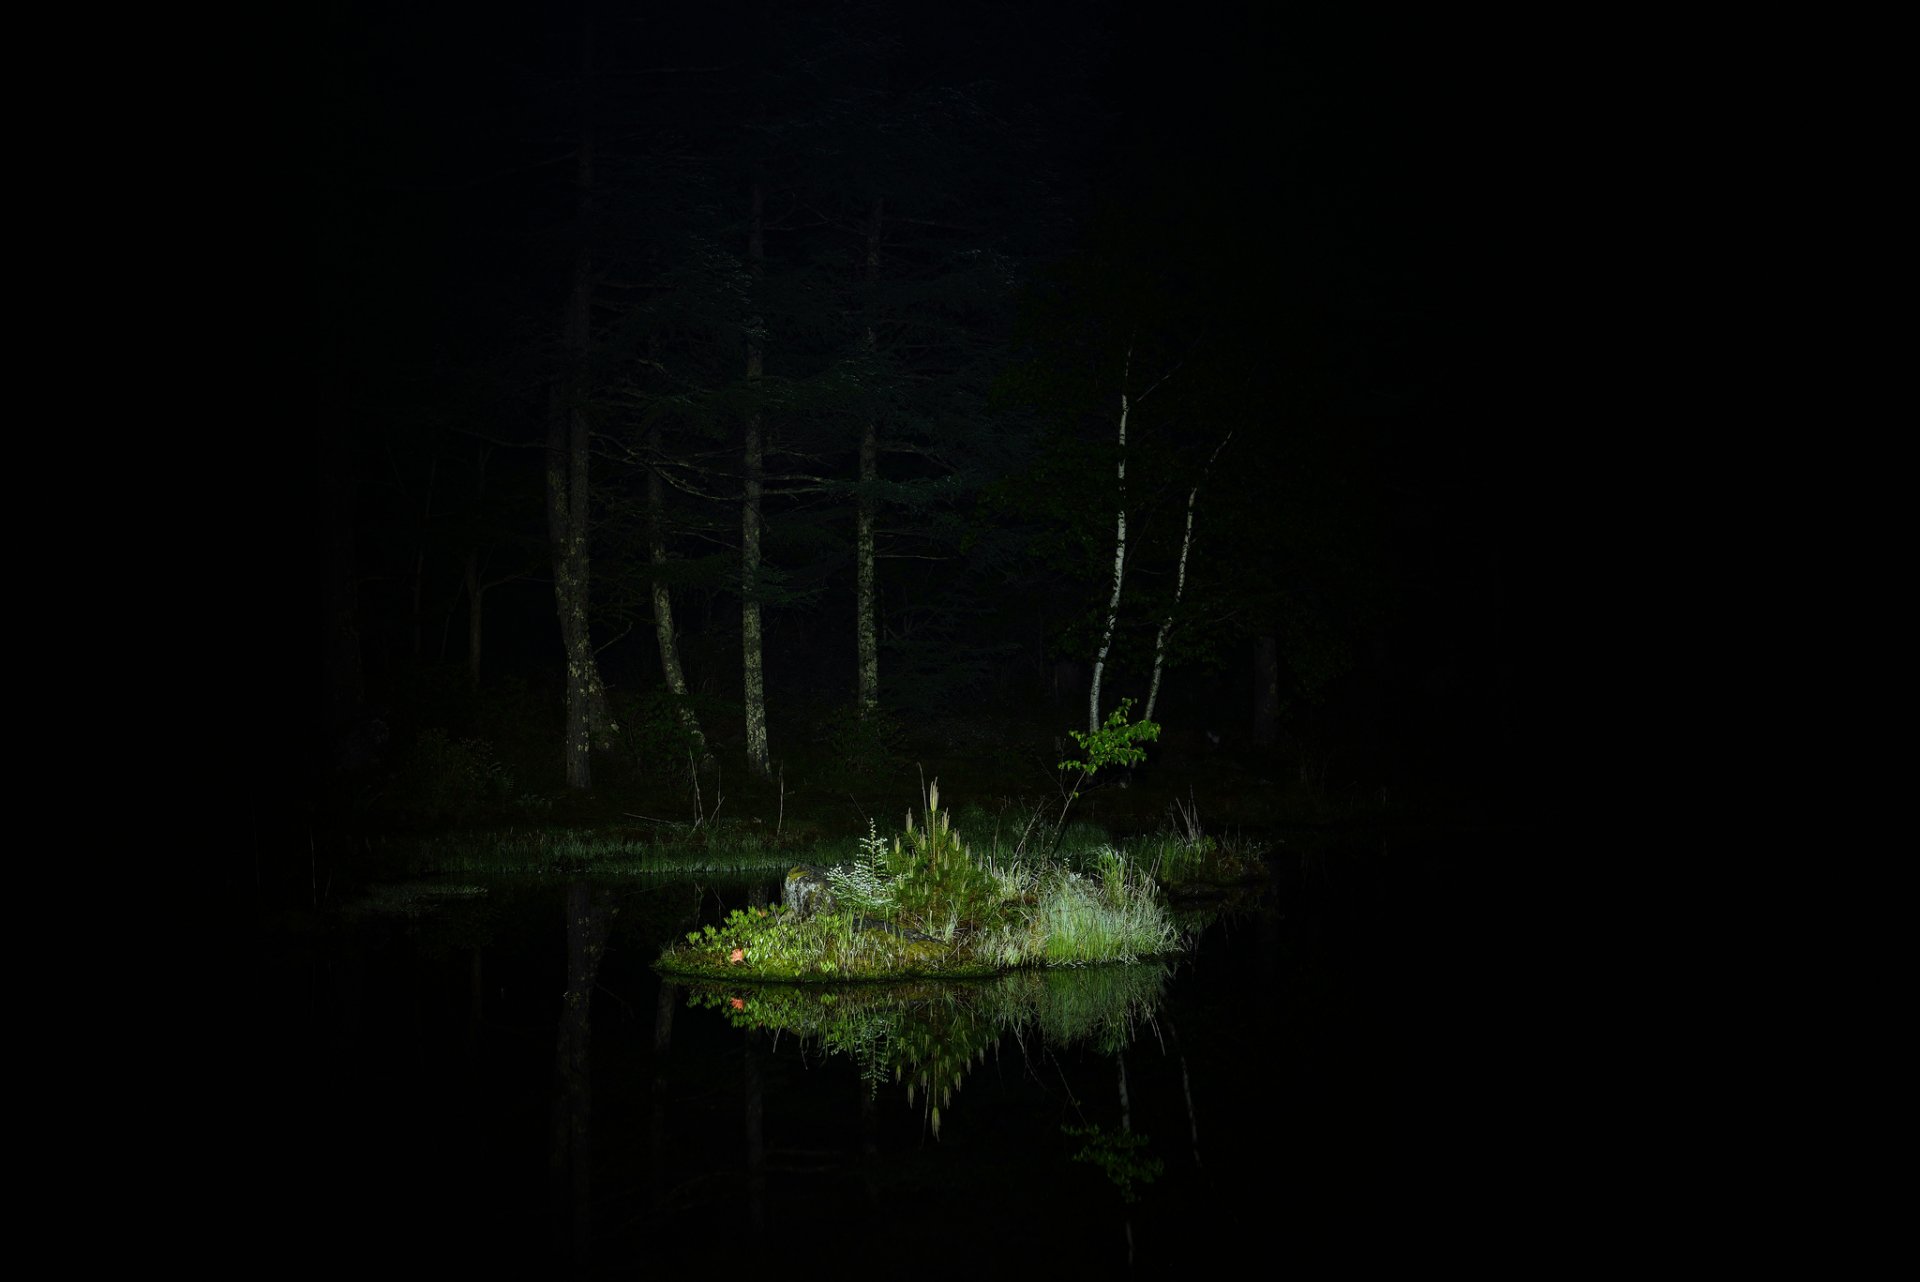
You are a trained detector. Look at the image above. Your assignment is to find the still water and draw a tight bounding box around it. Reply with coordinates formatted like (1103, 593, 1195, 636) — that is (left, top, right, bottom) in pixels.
(249, 835, 1516, 1274)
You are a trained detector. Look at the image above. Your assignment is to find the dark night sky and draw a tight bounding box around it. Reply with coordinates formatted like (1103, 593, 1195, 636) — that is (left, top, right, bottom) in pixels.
(270, 0, 1553, 813)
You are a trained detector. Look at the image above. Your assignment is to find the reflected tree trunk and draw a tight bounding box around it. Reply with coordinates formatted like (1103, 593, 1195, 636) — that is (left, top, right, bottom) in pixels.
(650, 978, 677, 1214)
(859, 1085, 880, 1208)
(744, 1027, 767, 1236)
(1117, 1049, 1136, 1267)
(466, 946, 484, 1059)
(550, 882, 613, 1270)
(1167, 1014, 1203, 1170)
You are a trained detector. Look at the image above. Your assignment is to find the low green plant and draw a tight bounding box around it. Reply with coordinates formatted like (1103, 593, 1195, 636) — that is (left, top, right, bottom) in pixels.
(826, 820, 896, 916)
(681, 903, 786, 966)
(1138, 795, 1266, 889)
(1038, 850, 1179, 965)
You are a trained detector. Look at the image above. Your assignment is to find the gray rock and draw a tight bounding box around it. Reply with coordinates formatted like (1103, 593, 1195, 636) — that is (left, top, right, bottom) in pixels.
(784, 864, 835, 919)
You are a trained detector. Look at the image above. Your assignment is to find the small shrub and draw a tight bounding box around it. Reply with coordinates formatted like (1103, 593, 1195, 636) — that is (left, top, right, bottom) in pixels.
(826, 821, 896, 916)
(884, 782, 1005, 933)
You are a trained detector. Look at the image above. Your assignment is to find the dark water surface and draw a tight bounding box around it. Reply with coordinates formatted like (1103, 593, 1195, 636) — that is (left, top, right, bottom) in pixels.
(249, 832, 1527, 1273)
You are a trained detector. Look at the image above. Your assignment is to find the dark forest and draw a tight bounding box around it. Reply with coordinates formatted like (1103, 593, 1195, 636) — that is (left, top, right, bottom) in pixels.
(272, 0, 1550, 882)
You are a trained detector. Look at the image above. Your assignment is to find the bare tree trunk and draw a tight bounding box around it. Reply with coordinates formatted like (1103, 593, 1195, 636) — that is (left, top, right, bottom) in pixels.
(410, 453, 437, 660)
(318, 410, 364, 764)
(547, 6, 614, 790)
(741, 182, 771, 778)
(1088, 350, 1131, 734)
(1144, 432, 1231, 724)
(464, 550, 483, 690)
(647, 424, 709, 760)
(1253, 633, 1280, 747)
(462, 443, 495, 691)
(855, 198, 883, 719)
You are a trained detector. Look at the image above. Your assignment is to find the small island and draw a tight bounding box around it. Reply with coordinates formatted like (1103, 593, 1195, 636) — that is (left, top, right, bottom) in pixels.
(654, 781, 1188, 982)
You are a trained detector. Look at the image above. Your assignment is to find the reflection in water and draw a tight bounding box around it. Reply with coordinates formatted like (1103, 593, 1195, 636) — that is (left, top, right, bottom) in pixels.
(682, 963, 1171, 1139)
(550, 882, 614, 1271)
(649, 977, 676, 1218)
(261, 838, 1503, 1272)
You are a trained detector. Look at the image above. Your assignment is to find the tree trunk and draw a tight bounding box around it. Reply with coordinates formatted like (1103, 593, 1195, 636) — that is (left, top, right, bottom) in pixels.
(1088, 351, 1131, 734)
(741, 182, 771, 778)
(1253, 633, 1279, 746)
(410, 453, 436, 660)
(1144, 432, 1230, 724)
(318, 410, 363, 766)
(546, 7, 614, 790)
(647, 423, 708, 760)
(855, 198, 883, 719)
(463, 443, 494, 691)
(464, 550, 483, 690)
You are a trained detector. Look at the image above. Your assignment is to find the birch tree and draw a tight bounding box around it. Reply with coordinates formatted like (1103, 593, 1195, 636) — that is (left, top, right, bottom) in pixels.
(1143, 431, 1231, 723)
(1086, 350, 1182, 734)
(1086, 350, 1132, 736)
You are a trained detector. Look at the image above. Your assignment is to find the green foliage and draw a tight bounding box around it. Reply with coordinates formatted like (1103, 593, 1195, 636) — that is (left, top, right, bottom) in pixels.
(883, 781, 1006, 935)
(1137, 796, 1266, 889)
(1047, 700, 1160, 854)
(826, 820, 897, 915)
(682, 902, 791, 968)
(654, 781, 1182, 981)
(1038, 851, 1178, 965)
(1060, 699, 1161, 778)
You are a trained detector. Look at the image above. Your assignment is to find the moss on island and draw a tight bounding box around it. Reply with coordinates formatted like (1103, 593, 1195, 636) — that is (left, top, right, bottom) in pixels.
(653, 784, 1183, 982)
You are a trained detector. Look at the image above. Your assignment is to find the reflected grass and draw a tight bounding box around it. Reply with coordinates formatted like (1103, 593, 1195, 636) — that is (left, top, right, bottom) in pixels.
(680, 963, 1171, 1134)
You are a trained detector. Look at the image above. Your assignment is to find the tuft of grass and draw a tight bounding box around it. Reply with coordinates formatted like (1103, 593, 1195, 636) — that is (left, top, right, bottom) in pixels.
(1037, 850, 1179, 966)
(1134, 796, 1267, 890)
